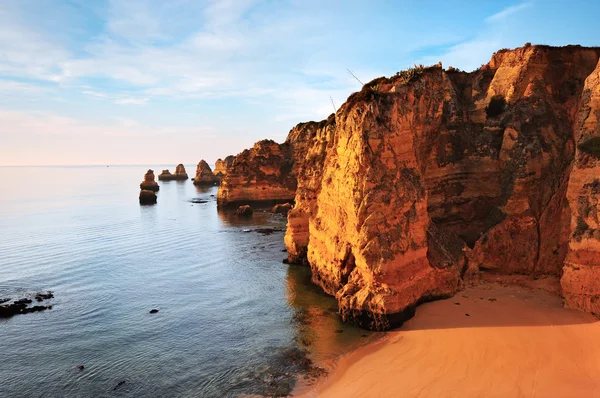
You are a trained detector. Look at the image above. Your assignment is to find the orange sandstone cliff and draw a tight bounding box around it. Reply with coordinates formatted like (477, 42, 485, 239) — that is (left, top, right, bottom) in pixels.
(216, 133, 315, 207)
(223, 44, 600, 329)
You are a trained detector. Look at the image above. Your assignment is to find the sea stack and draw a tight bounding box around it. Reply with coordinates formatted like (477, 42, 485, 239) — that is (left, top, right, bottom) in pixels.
(158, 165, 188, 181)
(139, 190, 157, 205)
(158, 169, 173, 181)
(140, 169, 159, 191)
(193, 160, 217, 185)
(174, 164, 189, 180)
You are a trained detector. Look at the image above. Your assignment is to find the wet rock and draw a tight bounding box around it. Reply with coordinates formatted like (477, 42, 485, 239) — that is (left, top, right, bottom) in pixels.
(113, 380, 126, 391)
(77, 364, 85, 371)
(236, 205, 254, 217)
(0, 293, 54, 318)
(139, 190, 157, 205)
(271, 203, 292, 215)
(149, 309, 159, 314)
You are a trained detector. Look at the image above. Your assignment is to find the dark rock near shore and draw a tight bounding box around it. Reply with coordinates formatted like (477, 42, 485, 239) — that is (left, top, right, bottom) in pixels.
(0, 292, 54, 318)
(236, 205, 254, 217)
(272, 203, 292, 215)
(149, 309, 159, 314)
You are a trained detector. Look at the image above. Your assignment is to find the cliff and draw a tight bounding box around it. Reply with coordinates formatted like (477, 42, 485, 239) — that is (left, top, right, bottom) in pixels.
(193, 160, 217, 185)
(217, 139, 298, 207)
(282, 44, 600, 330)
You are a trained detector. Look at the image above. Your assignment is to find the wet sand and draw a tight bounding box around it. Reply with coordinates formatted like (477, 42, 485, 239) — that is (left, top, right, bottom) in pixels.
(297, 276, 600, 397)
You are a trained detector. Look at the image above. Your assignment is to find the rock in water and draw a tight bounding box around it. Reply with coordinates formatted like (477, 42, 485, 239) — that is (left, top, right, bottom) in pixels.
(140, 169, 159, 191)
(236, 205, 254, 217)
(159, 165, 188, 181)
(158, 169, 173, 181)
(139, 190, 157, 205)
(174, 164, 189, 180)
(149, 309, 159, 314)
(193, 160, 217, 185)
(272, 203, 292, 215)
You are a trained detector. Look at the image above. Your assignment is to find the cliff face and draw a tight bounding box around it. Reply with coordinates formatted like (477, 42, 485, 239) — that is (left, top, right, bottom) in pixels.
(562, 58, 600, 315)
(283, 45, 600, 329)
(193, 160, 217, 185)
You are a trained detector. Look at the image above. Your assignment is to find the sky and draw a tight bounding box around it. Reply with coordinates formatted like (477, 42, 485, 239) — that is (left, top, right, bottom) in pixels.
(1, 0, 599, 166)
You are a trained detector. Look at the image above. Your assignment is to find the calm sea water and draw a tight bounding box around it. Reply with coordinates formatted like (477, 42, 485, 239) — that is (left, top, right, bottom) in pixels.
(0, 165, 370, 397)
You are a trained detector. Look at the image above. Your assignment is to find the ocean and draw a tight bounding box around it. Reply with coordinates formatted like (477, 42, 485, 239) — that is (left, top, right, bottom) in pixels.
(0, 165, 370, 397)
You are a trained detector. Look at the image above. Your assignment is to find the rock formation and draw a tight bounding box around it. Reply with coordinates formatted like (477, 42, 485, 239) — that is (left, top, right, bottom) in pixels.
(219, 44, 600, 329)
(217, 140, 297, 207)
(214, 155, 235, 182)
(139, 189, 157, 205)
(272, 203, 292, 215)
(236, 205, 254, 217)
(158, 169, 173, 181)
(158, 165, 188, 181)
(193, 160, 218, 185)
(281, 44, 600, 330)
(140, 169, 159, 191)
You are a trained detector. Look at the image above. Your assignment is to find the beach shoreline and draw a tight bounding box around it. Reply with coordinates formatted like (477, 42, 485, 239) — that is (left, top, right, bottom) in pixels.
(294, 274, 600, 397)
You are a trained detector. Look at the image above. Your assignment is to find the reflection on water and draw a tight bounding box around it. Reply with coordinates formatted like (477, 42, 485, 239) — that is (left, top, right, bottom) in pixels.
(0, 165, 371, 397)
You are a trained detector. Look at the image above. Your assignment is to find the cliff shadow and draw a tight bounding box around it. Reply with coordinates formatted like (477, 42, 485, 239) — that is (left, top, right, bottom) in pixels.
(400, 274, 598, 331)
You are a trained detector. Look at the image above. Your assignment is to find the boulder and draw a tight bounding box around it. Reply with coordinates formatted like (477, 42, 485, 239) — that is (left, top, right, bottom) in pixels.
(236, 205, 254, 217)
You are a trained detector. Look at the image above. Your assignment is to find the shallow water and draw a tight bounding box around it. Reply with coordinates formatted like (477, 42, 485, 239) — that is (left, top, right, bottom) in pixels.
(0, 165, 370, 397)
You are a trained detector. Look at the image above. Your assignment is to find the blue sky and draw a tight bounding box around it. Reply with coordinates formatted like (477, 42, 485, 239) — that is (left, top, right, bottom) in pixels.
(1, 0, 599, 165)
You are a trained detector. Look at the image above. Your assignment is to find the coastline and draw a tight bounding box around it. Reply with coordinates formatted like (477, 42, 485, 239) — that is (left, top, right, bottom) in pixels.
(294, 275, 600, 397)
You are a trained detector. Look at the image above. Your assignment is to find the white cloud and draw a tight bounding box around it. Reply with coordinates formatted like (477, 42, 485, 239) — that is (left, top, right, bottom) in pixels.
(83, 90, 108, 98)
(486, 2, 533, 23)
(114, 97, 149, 105)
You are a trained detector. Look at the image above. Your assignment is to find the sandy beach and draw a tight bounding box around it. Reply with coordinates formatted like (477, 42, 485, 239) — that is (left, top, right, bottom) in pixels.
(297, 275, 600, 398)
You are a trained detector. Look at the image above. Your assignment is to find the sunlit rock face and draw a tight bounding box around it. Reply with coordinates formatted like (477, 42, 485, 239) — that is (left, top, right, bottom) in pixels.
(140, 169, 159, 191)
(193, 160, 217, 185)
(213, 156, 234, 183)
(216, 127, 319, 208)
(562, 58, 600, 316)
(284, 45, 600, 330)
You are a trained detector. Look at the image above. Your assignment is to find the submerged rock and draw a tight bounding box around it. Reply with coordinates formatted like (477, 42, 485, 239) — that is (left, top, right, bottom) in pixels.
(236, 205, 254, 217)
(0, 293, 54, 318)
(140, 169, 159, 191)
(139, 190, 157, 205)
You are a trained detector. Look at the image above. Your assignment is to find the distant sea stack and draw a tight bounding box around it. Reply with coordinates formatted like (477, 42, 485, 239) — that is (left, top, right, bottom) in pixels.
(220, 44, 600, 330)
(158, 164, 188, 181)
(140, 169, 159, 191)
(213, 155, 235, 182)
(193, 160, 218, 185)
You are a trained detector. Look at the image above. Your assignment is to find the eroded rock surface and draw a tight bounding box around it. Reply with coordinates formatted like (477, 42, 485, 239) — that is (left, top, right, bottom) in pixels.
(159, 165, 188, 181)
